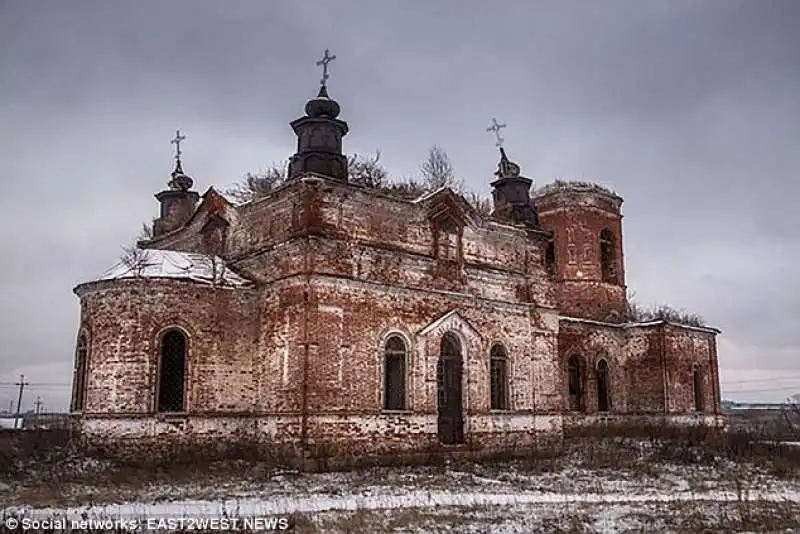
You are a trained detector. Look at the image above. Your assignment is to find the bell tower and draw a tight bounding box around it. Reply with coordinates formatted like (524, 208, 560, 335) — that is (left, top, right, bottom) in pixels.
(486, 118, 540, 228)
(153, 130, 199, 238)
(534, 181, 626, 321)
(288, 49, 349, 181)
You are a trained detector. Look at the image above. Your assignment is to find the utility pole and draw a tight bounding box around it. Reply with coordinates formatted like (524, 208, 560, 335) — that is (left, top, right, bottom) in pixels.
(14, 374, 28, 430)
(34, 396, 42, 415)
(7, 400, 12, 414)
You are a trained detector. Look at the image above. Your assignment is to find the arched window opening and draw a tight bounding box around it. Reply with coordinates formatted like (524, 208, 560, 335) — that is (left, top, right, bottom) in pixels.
(157, 329, 187, 413)
(693, 368, 705, 412)
(597, 359, 611, 412)
(437, 220, 459, 262)
(545, 239, 556, 276)
(72, 334, 89, 412)
(490, 344, 509, 410)
(600, 229, 617, 284)
(383, 335, 407, 411)
(567, 355, 583, 412)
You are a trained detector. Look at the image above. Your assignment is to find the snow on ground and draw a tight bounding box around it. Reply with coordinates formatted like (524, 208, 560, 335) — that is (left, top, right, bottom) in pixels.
(0, 419, 20, 429)
(14, 487, 800, 519)
(3, 461, 799, 532)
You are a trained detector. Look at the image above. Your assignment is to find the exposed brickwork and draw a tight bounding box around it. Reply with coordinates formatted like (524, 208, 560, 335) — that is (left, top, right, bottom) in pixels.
(72, 98, 723, 468)
(556, 318, 721, 417)
(534, 185, 627, 321)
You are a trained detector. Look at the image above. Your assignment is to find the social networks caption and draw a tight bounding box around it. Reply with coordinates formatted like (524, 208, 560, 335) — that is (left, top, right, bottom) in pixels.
(3, 516, 291, 531)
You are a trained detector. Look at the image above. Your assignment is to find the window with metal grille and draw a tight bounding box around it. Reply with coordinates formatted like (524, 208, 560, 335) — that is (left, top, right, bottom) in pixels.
(597, 359, 611, 412)
(600, 228, 617, 284)
(72, 334, 89, 412)
(693, 368, 704, 412)
(567, 355, 583, 412)
(383, 335, 407, 410)
(157, 329, 186, 413)
(490, 344, 508, 410)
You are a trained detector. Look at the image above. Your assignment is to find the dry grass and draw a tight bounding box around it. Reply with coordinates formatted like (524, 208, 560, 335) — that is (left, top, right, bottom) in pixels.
(2, 423, 799, 532)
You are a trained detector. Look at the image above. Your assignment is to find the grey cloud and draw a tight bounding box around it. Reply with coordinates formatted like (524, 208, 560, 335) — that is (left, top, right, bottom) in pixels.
(1, 0, 798, 408)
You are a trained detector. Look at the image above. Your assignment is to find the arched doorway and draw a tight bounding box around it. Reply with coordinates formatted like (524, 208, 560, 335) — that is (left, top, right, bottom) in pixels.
(436, 332, 464, 444)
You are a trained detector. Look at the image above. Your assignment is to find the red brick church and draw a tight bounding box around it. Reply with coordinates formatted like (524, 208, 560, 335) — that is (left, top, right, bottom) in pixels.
(71, 53, 723, 466)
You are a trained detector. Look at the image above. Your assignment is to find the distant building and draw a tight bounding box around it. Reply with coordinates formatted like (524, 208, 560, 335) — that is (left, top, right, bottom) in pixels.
(722, 401, 790, 411)
(71, 65, 723, 467)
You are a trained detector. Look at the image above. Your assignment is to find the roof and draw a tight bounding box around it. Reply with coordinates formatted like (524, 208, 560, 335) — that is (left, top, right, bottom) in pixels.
(560, 316, 721, 334)
(534, 179, 620, 199)
(95, 249, 252, 287)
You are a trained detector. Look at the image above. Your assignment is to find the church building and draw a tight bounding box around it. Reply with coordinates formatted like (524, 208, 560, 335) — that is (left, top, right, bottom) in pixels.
(71, 54, 723, 467)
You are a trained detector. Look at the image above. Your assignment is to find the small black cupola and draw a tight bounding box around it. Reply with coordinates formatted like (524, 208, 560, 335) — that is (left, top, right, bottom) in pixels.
(153, 129, 200, 237)
(287, 49, 349, 181)
(486, 118, 539, 228)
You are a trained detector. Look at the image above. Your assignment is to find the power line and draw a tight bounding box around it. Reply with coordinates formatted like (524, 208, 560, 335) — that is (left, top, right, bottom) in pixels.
(723, 384, 800, 394)
(0, 382, 70, 387)
(722, 373, 800, 385)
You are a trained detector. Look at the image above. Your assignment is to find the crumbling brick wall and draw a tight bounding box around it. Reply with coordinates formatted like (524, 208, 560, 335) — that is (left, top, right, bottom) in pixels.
(74, 279, 261, 415)
(556, 318, 720, 418)
(534, 184, 627, 321)
(74, 175, 722, 465)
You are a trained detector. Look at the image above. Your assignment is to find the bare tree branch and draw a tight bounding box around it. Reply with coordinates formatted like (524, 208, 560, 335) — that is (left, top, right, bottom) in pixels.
(348, 150, 388, 188)
(614, 299, 706, 327)
(420, 145, 463, 192)
(467, 192, 493, 217)
(120, 244, 152, 277)
(137, 222, 154, 241)
(226, 162, 289, 203)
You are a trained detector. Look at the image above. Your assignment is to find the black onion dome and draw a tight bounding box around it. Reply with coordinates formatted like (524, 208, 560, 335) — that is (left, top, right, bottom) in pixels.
(495, 147, 521, 179)
(304, 85, 341, 119)
(169, 160, 194, 191)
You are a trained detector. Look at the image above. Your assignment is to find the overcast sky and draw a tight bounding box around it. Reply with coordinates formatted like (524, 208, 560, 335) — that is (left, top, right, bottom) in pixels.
(1, 1, 798, 411)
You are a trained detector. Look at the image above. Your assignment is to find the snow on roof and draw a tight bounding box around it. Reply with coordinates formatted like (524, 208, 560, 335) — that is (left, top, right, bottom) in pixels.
(560, 316, 720, 334)
(95, 249, 252, 287)
(534, 179, 619, 198)
(410, 186, 449, 203)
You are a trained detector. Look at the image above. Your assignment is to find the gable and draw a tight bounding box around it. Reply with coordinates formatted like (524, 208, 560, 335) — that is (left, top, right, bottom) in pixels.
(421, 188, 478, 228)
(185, 187, 233, 228)
(417, 309, 483, 341)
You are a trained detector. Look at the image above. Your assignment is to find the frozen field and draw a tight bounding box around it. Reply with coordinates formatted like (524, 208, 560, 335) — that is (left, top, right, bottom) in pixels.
(3, 440, 800, 533)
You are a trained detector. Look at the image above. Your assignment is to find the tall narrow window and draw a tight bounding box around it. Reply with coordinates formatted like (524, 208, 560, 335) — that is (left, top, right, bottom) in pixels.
(437, 220, 459, 262)
(157, 329, 187, 413)
(71, 334, 89, 412)
(383, 335, 407, 410)
(567, 355, 583, 411)
(490, 344, 509, 410)
(597, 359, 611, 412)
(693, 367, 704, 412)
(600, 229, 617, 284)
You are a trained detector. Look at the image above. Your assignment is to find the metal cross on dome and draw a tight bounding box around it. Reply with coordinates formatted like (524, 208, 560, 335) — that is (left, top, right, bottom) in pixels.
(316, 48, 336, 87)
(486, 117, 507, 148)
(170, 129, 186, 161)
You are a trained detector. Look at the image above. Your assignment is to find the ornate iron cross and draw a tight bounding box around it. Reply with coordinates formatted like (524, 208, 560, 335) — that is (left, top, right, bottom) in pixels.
(316, 48, 336, 87)
(486, 117, 507, 148)
(170, 129, 186, 161)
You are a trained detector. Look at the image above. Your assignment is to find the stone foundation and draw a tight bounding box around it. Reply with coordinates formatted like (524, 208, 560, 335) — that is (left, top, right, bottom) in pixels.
(75, 411, 727, 470)
(77, 413, 567, 469)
